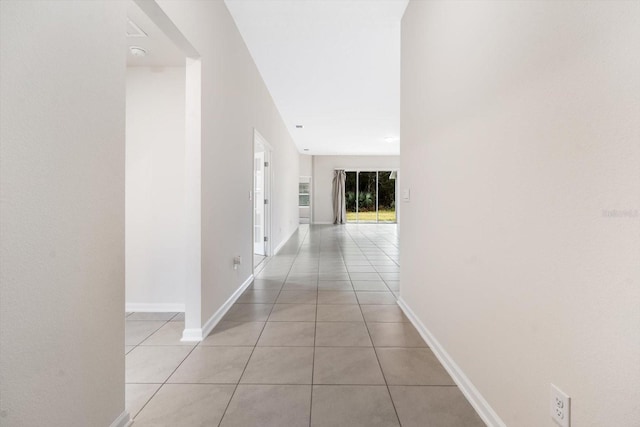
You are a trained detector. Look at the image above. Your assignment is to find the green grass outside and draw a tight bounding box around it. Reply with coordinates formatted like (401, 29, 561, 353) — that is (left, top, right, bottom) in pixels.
(347, 209, 396, 222)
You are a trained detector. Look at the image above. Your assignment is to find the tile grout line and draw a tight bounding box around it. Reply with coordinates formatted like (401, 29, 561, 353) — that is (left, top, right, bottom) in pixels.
(128, 312, 196, 420)
(344, 227, 403, 427)
(125, 312, 180, 418)
(308, 226, 323, 427)
(217, 225, 311, 427)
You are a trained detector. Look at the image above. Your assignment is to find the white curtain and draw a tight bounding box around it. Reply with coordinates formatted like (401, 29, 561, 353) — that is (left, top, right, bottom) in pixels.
(332, 169, 346, 224)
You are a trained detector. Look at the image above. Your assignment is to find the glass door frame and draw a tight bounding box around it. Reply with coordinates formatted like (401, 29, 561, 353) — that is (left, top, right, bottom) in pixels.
(343, 168, 398, 224)
(253, 130, 273, 265)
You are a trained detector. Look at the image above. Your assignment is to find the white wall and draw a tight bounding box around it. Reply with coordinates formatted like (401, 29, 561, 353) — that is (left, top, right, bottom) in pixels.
(0, 1, 127, 426)
(300, 153, 313, 176)
(400, 2, 640, 427)
(156, 1, 300, 330)
(126, 66, 186, 311)
(312, 155, 400, 224)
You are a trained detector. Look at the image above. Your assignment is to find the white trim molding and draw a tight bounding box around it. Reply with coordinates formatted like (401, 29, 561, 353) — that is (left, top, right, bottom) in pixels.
(312, 221, 334, 225)
(181, 274, 254, 342)
(125, 303, 185, 313)
(109, 411, 131, 427)
(273, 225, 299, 255)
(397, 298, 507, 427)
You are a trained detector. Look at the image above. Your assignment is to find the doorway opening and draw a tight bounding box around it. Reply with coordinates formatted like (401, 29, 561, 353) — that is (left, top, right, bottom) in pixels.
(345, 170, 398, 223)
(253, 130, 272, 269)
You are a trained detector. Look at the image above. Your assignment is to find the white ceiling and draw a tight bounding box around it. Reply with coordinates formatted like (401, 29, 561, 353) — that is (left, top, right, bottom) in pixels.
(126, 0, 185, 67)
(225, 0, 408, 156)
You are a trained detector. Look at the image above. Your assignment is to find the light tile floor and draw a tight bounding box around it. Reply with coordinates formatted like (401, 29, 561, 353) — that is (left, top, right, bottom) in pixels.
(125, 224, 485, 426)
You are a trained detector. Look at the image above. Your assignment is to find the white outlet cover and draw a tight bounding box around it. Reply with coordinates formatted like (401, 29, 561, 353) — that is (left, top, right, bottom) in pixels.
(550, 384, 570, 427)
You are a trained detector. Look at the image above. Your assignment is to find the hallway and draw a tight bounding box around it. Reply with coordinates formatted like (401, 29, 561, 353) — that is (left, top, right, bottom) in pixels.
(125, 224, 484, 426)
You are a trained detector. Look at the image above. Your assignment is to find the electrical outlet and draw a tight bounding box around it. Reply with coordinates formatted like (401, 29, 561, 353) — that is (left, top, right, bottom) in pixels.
(550, 384, 570, 427)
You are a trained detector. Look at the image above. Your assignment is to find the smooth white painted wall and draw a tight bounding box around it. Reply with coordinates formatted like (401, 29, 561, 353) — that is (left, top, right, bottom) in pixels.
(0, 1, 126, 425)
(156, 1, 300, 328)
(126, 66, 186, 310)
(312, 155, 400, 223)
(300, 154, 313, 176)
(400, 2, 640, 426)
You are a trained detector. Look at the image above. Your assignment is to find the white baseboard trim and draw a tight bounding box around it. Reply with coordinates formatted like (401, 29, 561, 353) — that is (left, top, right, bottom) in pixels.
(313, 221, 334, 225)
(181, 274, 254, 342)
(125, 303, 185, 313)
(273, 225, 299, 255)
(397, 298, 506, 427)
(109, 410, 131, 427)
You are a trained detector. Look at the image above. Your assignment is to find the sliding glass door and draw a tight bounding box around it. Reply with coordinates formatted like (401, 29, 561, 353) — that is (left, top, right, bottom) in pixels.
(346, 172, 357, 221)
(345, 170, 397, 223)
(377, 171, 397, 222)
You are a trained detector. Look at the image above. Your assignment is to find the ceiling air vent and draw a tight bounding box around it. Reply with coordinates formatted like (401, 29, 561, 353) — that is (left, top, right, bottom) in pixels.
(126, 19, 147, 38)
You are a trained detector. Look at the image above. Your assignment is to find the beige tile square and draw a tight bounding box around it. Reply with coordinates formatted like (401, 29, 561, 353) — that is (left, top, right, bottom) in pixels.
(237, 290, 279, 303)
(220, 385, 311, 427)
(374, 266, 400, 273)
(168, 347, 253, 384)
(140, 321, 195, 346)
(318, 280, 353, 290)
(315, 322, 372, 347)
(385, 281, 400, 291)
(282, 281, 318, 291)
(349, 272, 382, 281)
(346, 265, 377, 273)
(352, 280, 389, 291)
(269, 304, 316, 321)
(276, 290, 317, 304)
(170, 312, 185, 322)
(126, 383, 161, 419)
(201, 321, 265, 346)
(356, 291, 397, 305)
(379, 272, 400, 281)
(125, 320, 166, 346)
(126, 346, 192, 383)
(360, 305, 408, 322)
(311, 385, 399, 427)
(368, 322, 427, 348)
(250, 279, 284, 290)
(316, 305, 363, 322)
(317, 291, 357, 304)
(319, 272, 350, 281)
(376, 348, 455, 385)
(389, 386, 485, 427)
(224, 304, 273, 322)
(133, 384, 234, 426)
(241, 347, 314, 384)
(313, 347, 385, 385)
(257, 322, 315, 346)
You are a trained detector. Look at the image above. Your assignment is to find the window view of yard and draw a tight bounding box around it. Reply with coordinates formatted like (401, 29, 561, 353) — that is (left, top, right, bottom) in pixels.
(346, 210, 396, 221)
(345, 170, 396, 223)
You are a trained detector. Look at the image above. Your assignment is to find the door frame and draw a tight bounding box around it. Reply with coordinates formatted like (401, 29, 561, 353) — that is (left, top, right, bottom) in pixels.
(342, 168, 399, 224)
(253, 129, 273, 265)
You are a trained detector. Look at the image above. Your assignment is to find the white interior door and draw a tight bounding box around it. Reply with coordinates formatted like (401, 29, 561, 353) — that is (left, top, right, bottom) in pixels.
(254, 150, 265, 256)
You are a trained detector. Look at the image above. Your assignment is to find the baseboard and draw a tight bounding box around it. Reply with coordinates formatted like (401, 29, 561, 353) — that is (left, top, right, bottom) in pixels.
(397, 298, 506, 427)
(125, 303, 185, 313)
(181, 274, 254, 342)
(273, 225, 299, 255)
(313, 221, 334, 225)
(109, 410, 131, 427)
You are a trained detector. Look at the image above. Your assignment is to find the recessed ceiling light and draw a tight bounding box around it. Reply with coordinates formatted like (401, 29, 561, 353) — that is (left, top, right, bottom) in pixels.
(129, 46, 147, 57)
(296, 125, 303, 129)
(303, 148, 309, 151)
(384, 136, 397, 143)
